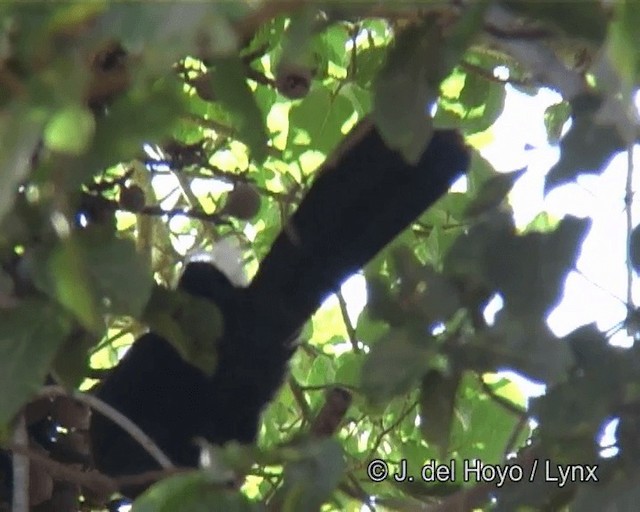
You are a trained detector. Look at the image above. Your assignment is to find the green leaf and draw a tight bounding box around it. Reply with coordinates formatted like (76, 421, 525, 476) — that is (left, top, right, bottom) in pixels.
(372, 21, 436, 164)
(508, 0, 607, 42)
(446, 213, 590, 319)
(142, 286, 224, 375)
(420, 370, 461, 456)
(78, 228, 154, 317)
(360, 330, 434, 408)
(472, 312, 574, 384)
(0, 106, 46, 225)
(288, 85, 354, 157)
(354, 45, 388, 89)
(133, 471, 259, 512)
(373, 2, 487, 162)
(608, 1, 640, 90)
(308, 356, 335, 386)
(571, 473, 640, 512)
(44, 105, 95, 155)
(275, 439, 345, 512)
(389, 247, 461, 325)
(90, 77, 186, 171)
(466, 150, 499, 196)
(95, 4, 238, 73)
(31, 237, 102, 331)
(451, 374, 527, 464)
(209, 56, 269, 162)
(629, 223, 640, 273)
(51, 327, 94, 388)
(543, 101, 571, 145)
(464, 168, 526, 218)
(0, 300, 71, 427)
(32, 228, 154, 329)
(334, 352, 363, 388)
(452, 72, 506, 135)
(545, 94, 625, 191)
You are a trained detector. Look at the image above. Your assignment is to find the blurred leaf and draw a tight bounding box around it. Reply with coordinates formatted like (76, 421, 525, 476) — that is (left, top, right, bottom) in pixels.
(608, 1, 640, 90)
(133, 471, 260, 512)
(446, 214, 590, 319)
(355, 305, 390, 343)
(334, 352, 363, 388)
(545, 94, 625, 191)
(473, 311, 574, 383)
(506, 0, 607, 41)
(275, 439, 345, 512)
(420, 370, 461, 456)
(78, 228, 154, 317)
(389, 247, 461, 325)
(354, 45, 388, 89)
(308, 356, 335, 386)
(46, 3, 107, 37)
(490, 216, 589, 317)
(451, 374, 527, 464)
(629, 223, 640, 273)
(277, 8, 317, 70)
(0, 300, 71, 427)
(466, 150, 499, 195)
(44, 105, 95, 155)
(571, 473, 640, 512)
(373, 2, 487, 162)
(464, 168, 526, 218)
(90, 77, 186, 171)
(544, 101, 571, 145)
(209, 56, 269, 162)
(360, 330, 434, 408)
(51, 327, 94, 388)
(372, 21, 436, 164)
(288, 85, 354, 157)
(530, 378, 607, 452)
(31, 237, 102, 331)
(32, 228, 154, 330)
(524, 211, 560, 233)
(94, 4, 238, 71)
(143, 285, 223, 376)
(0, 106, 46, 225)
(451, 72, 506, 134)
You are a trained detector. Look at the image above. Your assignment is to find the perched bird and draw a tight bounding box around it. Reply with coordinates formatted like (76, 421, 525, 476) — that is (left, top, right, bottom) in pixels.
(89, 122, 470, 494)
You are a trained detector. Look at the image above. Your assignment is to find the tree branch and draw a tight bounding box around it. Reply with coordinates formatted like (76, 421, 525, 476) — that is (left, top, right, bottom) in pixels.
(38, 386, 174, 470)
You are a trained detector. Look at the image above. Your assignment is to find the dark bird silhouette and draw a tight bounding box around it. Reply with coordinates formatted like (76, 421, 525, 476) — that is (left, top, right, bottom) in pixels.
(89, 122, 470, 493)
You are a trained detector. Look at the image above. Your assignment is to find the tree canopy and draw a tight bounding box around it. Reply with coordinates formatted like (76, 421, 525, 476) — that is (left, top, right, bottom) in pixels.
(1, 2, 640, 511)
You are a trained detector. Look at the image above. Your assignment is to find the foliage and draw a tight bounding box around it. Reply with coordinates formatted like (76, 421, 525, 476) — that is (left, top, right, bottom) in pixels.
(1, 2, 640, 511)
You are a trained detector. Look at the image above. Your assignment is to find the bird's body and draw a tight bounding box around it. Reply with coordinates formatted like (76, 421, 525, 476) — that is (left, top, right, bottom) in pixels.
(89, 124, 470, 491)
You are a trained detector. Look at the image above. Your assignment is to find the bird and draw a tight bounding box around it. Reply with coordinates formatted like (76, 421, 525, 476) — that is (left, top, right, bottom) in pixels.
(89, 121, 470, 494)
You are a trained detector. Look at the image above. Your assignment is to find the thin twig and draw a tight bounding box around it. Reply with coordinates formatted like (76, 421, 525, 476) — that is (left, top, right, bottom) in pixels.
(460, 59, 530, 87)
(8, 443, 117, 496)
(625, 141, 635, 308)
(288, 377, 312, 423)
(11, 415, 29, 512)
(478, 376, 527, 418)
(38, 386, 174, 470)
(365, 400, 418, 463)
(503, 414, 529, 459)
(336, 291, 360, 352)
(115, 467, 191, 490)
(137, 205, 231, 226)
